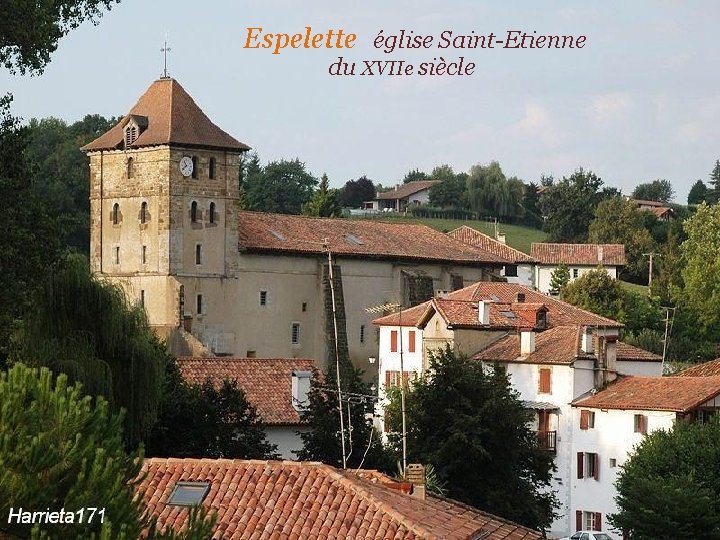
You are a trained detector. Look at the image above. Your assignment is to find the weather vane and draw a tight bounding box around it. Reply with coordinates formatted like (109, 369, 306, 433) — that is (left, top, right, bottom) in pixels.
(161, 38, 171, 78)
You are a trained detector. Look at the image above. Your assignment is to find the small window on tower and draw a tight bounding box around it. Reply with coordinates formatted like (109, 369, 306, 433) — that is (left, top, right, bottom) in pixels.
(140, 201, 148, 224)
(112, 203, 120, 225)
(195, 244, 202, 265)
(259, 290, 267, 306)
(360, 325, 366, 344)
(209, 202, 216, 224)
(191, 156, 198, 179)
(114, 246, 120, 265)
(140, 290, 145, 308)
(141, 245, 147, 264)
(209, 157, 216, 179)
(190, 201, 198, 223)
(291, 322, 300, 345)
(127, 157, 134, 179)
(196, 294, 203, 315)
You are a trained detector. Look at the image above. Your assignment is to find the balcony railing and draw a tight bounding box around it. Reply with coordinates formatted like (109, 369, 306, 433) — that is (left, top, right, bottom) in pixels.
(536, 430, 557, 453)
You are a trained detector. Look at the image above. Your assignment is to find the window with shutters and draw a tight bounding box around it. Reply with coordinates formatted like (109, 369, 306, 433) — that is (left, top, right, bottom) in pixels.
(577, 452, 600, 480)
(385, 370, 415, 389)
(634, 414, 647, 434)
(408, 330, 416, 353)
(538, 368, 552, 394)
(580, 410, 595, 430)
(584, 511, 602, 531)
(390, 330, 398, 352)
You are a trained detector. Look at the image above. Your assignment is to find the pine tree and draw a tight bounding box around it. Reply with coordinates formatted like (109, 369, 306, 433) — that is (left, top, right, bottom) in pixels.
(688, 179, 708, 205)
(302, 173, 342, 217)
(709, 160, 720, 204)
(548, 263, 570, 295)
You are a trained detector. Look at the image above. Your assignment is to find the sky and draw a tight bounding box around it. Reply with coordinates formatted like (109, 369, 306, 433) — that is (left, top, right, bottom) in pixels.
(2, 0, 719, 201)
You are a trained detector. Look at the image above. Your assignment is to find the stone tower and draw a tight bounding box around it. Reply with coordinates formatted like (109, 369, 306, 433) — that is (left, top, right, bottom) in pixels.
(82, 78, 250, 351)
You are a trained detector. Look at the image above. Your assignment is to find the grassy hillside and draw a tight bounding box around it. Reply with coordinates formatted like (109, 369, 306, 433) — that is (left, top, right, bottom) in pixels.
(350, 215, 546, 254)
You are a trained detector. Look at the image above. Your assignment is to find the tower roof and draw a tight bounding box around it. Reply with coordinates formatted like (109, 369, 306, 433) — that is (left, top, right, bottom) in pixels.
(82, 78, 250, 152)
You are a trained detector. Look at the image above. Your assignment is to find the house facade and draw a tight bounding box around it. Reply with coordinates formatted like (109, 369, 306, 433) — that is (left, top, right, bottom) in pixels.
(530, 243, 625, 293)
(372, 180, 439, 212)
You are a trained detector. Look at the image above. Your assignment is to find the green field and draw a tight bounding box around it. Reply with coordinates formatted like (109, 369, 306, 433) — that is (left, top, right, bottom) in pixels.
(350, 214, 546, 254)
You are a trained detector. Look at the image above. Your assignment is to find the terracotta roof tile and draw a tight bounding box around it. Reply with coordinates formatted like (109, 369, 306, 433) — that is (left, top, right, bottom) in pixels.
(573, 376, 720, 412)
(677, 358, 720, 377)
(237, 211, 509, 264)
(473, 326, 588, 365)
(616, 342, 662, 362)
(448, 226, 536, 263)
(530, 243, 626, 266)
(176, 357, 315, 425)
(138, 458, 542, 539)
(82, 78, 250, 152)
(375, 181, 440, 200)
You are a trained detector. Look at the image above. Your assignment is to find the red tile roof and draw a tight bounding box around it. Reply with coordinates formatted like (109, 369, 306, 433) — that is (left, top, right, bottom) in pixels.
(82, 78, 250, 152)
(473, 326, 589, 365)
(371, 302, 429, 327)
(237, 211, 508, 264)
(677, 359, 720, 377)
(416, 298, 546, 330)
(448, 226, 536, 263)
(530, 243, 626, 266)
(648, 206, 675, 219)
(176, 357, 315, 425)
(616, 342, 662, 362)
(573, 376, 720, 412)
(375, 181, 440, 200)
(139, 458, 542, 539)
(628, 198, 665, 208)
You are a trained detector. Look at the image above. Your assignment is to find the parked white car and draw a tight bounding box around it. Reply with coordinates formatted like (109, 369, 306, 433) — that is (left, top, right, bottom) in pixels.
(560, 532, 612, 540)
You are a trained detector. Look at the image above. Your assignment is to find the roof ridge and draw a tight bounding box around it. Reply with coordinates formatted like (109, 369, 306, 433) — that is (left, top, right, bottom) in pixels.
(166, 78, 174, 144)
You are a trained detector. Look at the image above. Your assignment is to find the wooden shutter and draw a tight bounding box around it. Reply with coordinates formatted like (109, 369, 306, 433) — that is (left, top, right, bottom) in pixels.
(408, 330, 416, 353)
(575, 510, 582, 532)
(640, 414, 647, 434)
(577, 452, 584, 479)
(539, 368, 551, 393)
(390, 330, 398, 352)
(580, 410, 589, 430)
(594, 512, 602, 531)
(385, 370, 391, 388)
(593, 453, 600, 481)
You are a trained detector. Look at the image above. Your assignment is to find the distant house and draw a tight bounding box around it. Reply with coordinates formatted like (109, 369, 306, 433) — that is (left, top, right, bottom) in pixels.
(367, 180, 439, 212)
(139, 458, 543, 539)
(676, 358, 720, 376)
(624, 197, 676, 221)
(530, 243, 625, 293)
(177, 357, 314, 459)
(448, 226, 536, 286)
(571, 375, 720, 537)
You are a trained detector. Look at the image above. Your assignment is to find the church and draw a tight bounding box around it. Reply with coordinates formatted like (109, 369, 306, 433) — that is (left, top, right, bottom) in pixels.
(82, 77, 508, 377)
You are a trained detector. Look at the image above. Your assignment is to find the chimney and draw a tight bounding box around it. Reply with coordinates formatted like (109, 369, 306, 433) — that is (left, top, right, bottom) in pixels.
(606, 335, 618, 377)
(405, 464, 426, 500)
(395, 184, 399, 191)
(291, 370, 312, 411)
(496, 233, 506, 244)
(478, 300, 491, 325)
(515, 292, 526, 303)
(598, 246, 604, 263)
(520, 330, 536, 355)
(581, 328, 593, 354)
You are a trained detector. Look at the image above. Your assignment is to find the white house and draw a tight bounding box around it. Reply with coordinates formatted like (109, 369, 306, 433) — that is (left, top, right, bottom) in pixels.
(570, 375, 720, 538)
(372, 180, 439, 212)
(447, 226, 536, 287)
(530, 243, 625, 294)
(177, 357, 314, 459)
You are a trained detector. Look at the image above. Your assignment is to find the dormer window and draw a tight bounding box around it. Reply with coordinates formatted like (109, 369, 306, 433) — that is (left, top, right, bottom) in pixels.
(122, 115, 147, 149)
(124, 125, 137, 148)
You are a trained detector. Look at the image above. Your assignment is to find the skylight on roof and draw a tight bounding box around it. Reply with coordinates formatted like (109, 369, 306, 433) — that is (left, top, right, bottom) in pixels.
(345, 234, 364, 245)
(269, 230, 286, 241)
(499, 310, 517, 319)
(490, 295, 501, 302)
(167, 482, 210, 506)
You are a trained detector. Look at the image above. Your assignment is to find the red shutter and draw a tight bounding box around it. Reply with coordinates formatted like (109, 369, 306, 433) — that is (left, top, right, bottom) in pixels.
(575, 510, 583, 531)
(594, 512, 602, 531)
(408, 330, 416, 353)
(593, 453, 600, 481)
(580, 410, 589, 430)
(539, 368, 551, 393)
(641, 414, 647, 434)
(390, 330, 398, 352)
(577, 452, 584, 479)
(385, 370, 391, 389)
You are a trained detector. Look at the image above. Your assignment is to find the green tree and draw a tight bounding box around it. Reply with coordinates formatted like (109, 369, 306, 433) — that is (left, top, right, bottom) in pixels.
(708, 160, 720, 204)
(561, 268, 624, 320)
(429, 164, 455, 182)
(588, 197, 655, 282)
(521, 182, 543, 227)
(10, 254, 165, 448)
(0, 363, 215, 539)
(539, 168, 613, 242)
(402, 168, 427, 183)
(428, 175, 467, 208)
(548, 263, 570, 295)
(338, 175, 376, 208)
(631, 179, 674, 203)
(245, 158, 317, 214)
(622, 329, 664, 356)
(302, 173, 342, 217)
(466, 161, 524, 220)
(688, 179, 708, 205)
(1, 0, 118, 75)
(395, 347, 557, 530)
(610, 419, 720, 539)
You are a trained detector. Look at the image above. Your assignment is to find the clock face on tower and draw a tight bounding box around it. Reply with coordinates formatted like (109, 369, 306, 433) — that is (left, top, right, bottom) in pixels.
(179, 156, 194, 177)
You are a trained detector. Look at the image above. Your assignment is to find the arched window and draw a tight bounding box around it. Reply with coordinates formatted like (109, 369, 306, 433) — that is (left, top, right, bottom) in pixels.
(209, 202, 216, 224)
(191, 156, 198, 179)
(127, 157, 134, 179)
(191, 201, 198, 223)
(112, 203, 120, 225)
(140, 201, 148, 224)
(209, 157, 216, 179)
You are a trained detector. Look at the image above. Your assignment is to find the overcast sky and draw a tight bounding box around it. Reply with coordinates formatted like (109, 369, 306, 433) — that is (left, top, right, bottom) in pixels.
(2, 0, 719, 201)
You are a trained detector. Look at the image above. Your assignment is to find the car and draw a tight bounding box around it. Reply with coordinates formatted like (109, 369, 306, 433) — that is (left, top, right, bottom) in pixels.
(560, 532, 613, 540)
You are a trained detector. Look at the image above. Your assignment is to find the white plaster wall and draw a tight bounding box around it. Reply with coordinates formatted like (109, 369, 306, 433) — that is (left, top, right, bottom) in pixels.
(265, 426, 310, 460)
(536, 265, 619, 294)
(569, 407, 675, 539)
(500, 263, 534, 288)
(407, 189, 431, 206)
(616, 360, 663, 377)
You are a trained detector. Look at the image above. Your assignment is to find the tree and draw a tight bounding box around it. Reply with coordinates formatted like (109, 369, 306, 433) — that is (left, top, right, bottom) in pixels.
(688, 179, 709, 205)
(561, 268, 624, 320)
(429, 164, 455, 182)
(402, 168, 427, 183)
(394, 347, 557, 530)
(146, 360, 278, 459)
(0, 363, 216, 539)
(708, 160, 720, 204)
(521, 182, 543, 227)
(466, 161, 524, 220)
(588, 197, 655, 282)
(610, 419, 720, 539)
(1, 0, 118, 75)
(428, 175, 467, 208)
(631, 179, 674, 203)
(622, 329, 664, 356)
(302, 173, 342, 217)
(245, 158, 317, 214)
(298, 366, 392, 471)
(338, 176, 376, 208)
(10, 254, 165, 448)
(548, 263, 570, 295)
(539, 168, 612, 242)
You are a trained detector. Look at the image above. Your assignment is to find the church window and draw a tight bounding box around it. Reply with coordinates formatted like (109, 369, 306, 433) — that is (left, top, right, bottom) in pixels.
(112, 203, 120, 225)
(140, 201, 148, 223)
(196, 294, 203, 315)
(195, 244, 202, 265)
(209, 202, 216, 224)
(209, 157, 216, 179)
(127, 157, 134, 178)
(191, 156, 198, 179)
(191, 201, 198, 223)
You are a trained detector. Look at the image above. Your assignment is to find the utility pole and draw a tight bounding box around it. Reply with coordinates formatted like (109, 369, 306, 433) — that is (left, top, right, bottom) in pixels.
(661, 307, 676, 374)
(643, 252, 661, 294)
